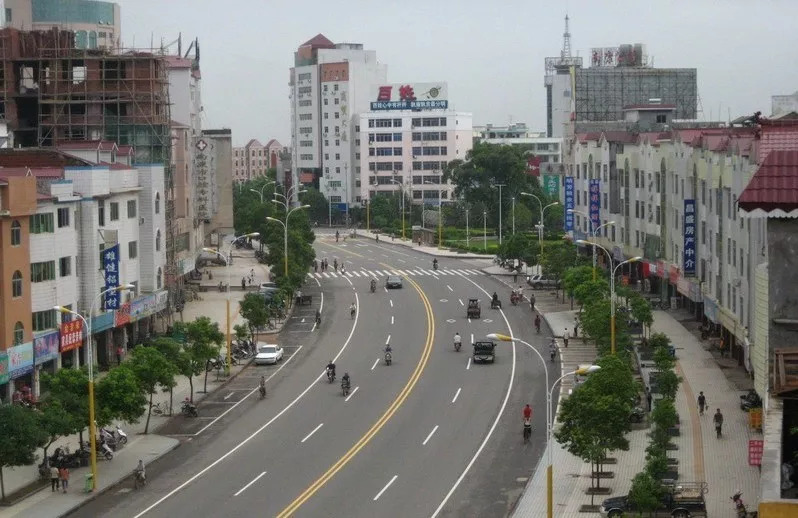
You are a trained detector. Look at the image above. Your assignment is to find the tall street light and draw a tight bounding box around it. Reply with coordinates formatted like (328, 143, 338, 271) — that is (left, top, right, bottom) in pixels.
(203, 233, 260, 372)
(483, 210, 487, 251)
(267, 205, 310, 278)
(390, 178, 406, 241)
(465, 205, 470, 248)
(521, 191, 559, 259)
(54, 283, 134, 491)
(250, 180, 275, 203)
(494, 183, 506, 245)
(569, 208, 616, 281)
(511, 196, 516, 236)
(488, 333, 599, 518)
(424, 180, 443, 249)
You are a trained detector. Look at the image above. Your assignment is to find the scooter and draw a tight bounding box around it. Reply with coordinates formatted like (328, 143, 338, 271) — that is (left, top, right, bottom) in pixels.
(370, 281, 376, 293)
(342, 379, 351, 397)
(454, 340, 461, 352)
(510, 292, 521, 305)
(327, 369, 336, 383)
(97, 441, 114, 461)
(433, 261, 439, 271)
(385, 350, 392, 366)
(115, 425, 128, 445)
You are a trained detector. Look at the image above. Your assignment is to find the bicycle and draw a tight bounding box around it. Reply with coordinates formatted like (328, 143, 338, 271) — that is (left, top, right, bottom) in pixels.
(523, 420, 532, 443)
(151, 401, 170, 416)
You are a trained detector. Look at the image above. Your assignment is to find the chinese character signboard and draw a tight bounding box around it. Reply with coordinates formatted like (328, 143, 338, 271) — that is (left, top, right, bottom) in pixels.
(60, 320, 84, 352)
(748, 439, 764, 466)
(543, 174, 560, 198)
(370, 82, 448, 111)
(564, 176, 575, 231)
(115, 302, 131, 327)
(683, 199, 696, 275)
(102, 244, 121, 309)
(589, 179, 601, 231)
(8, 342, 34, 379)
(34, 331, 60, 365)
(526, 156, 541, 177)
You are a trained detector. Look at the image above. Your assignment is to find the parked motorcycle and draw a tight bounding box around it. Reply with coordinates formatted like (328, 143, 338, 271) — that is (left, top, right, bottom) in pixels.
(629, 406, 645, 423)
(181, 399, 199, 417)
(740, 390, 762, 411)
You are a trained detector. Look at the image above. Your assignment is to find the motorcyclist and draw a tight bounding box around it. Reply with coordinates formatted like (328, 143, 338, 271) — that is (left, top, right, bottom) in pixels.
(453, 332, 462, 348)
(350, 302, 357, 318)
(549, 342, 557, 361)
(523, 404, 532, 421)
(340, 263, 346, 274)
(370, 278, 376, 291)
(385, 343, 392, 353)
(341, 372, 351, 388)
(315, 309, 321, 324)
(492, 292, 499, 305)
(433, 258, 438, 270)
(326, 361, 336, 380)
(135, 459, 146, 483)
(534, 314, 541, 333)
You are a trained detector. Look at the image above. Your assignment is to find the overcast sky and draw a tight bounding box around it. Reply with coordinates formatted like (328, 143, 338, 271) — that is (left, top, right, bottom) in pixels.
(117, 0, 798, 147)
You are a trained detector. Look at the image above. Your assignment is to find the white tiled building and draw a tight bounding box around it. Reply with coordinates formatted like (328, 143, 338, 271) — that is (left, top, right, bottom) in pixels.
(473, 123, 563, 169)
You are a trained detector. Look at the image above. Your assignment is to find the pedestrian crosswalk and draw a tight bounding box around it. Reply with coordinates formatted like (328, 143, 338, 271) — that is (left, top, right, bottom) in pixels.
(307, 268, 484, 280)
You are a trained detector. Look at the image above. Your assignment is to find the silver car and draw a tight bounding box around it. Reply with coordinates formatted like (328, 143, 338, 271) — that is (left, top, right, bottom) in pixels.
(254, 343, 284, 365)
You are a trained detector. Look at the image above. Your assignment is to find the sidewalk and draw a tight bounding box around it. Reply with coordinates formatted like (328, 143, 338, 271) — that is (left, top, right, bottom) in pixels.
(351, 228, 496, 259)
(510, 301, 761, 516)
(0, 252, 278, 517)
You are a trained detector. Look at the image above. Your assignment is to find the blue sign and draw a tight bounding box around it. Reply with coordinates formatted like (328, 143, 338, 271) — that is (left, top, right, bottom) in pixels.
(683, 199, 696, 275)
(34, 331, 60, 365)
(335, 203, 348, 212)
(370, 100, 448, 111)
(564, 177, 574, 231)
(102, 244, 121, 309)
(589, 179, 601, 231)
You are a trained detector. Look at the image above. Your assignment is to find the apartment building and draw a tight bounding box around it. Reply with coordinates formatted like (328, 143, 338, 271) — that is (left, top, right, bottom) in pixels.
(232, 139, 286, 182)
(4, 0, 121, 50)
(473, 122, 563, 179)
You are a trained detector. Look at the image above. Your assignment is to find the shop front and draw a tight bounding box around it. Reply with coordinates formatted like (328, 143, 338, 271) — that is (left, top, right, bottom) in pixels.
(719, 306, 745, 366)
(33, 331, 60, 399)
(112, 303, 132, 368)
(8, 342, 34, 403)
(91, 312, 115, 370)
(131, 294, 158, 344)
(676, 276, 703, 319)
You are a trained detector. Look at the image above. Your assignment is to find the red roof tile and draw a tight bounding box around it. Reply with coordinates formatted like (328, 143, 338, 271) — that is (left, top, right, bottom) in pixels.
(0, 167, 63, 179)
(56, 140, 115, 151)
(739, 150, 798, 212)
(300, 34, 334, 48)
(0, 149, 90, 168)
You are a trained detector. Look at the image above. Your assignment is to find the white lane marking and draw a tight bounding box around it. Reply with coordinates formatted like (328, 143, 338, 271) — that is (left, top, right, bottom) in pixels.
(373, 475, 398, 501)
(132, 292, 363, 518)
(345, 386, 359, 402)
(422, 425, 439, 446)
(311, 291, 324, 332)
(346, 277, 353, 286)
(447, 285, 453, 292)
(458, 299, 464, 306)
(468, 318, 471, 323)
(301, 423, 324, 443)
(470, 333, 474, 344)
(385, 334, 391, 344)
(431, 276, 518, 518)
(233, 471, 267, 497)
(398, 258, 406, 263)
(371, 358, 380, 370)
(382, 254, 389, 258)
(323, 273, 330, 278)
(391, 315, 394, 325)
(192, 346, 303, 437)
(390, 300, 393, 307)
(223, 392, 234, 400)
(353, 271, 362, 277)
(384, 287, 388, 293)
(451, 388, 461, 404)
(301, 318, 305, 323)
(466, 357, 471, 370)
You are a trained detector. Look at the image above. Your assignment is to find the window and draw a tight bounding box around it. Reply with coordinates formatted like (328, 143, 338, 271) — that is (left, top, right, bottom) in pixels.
(656, 114, 667, 124)
(110, 202, 119, 221)
(30, 213, 54, 234)
(31, 261, 56, 282)
(376, 119, 392, 128)
(298, 100, 312, 107)
(127, 200, 137, 218)
(32, 310, 57, 332)
(10, 220, 21, 245)
(59, 257, 71, 277)
(156, 230, 161, 251)
(368, 119, 375, 128)
(393, 119, 402, 127)
(335, 139, 340, 146)
(13, 322, 24, 345)
(12, 271, 22, 298)
(335, 153, 341, 160)
(393, 133, 402, 141)
(300, 140, 313, 147)
(57, 208, 70, 228)
(393, 147, 402, 156)
(324, 112, 329, 119)
(157, 267, 162, 289)
(324, 153, 329, 160)
(299, 113, 313, 120)
(300, 154, 313, 160)
(128, 241, 138, 259)
(334, 98, 340, 105)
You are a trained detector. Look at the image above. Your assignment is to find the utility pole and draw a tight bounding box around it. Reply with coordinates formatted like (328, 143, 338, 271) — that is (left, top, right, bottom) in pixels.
(512, 196, 516, 235)
(495, 183, 506, 245)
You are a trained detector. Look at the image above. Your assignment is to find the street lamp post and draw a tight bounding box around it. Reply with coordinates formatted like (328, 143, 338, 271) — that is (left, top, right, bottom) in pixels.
(424, 180, 443, 249)
(483, 210, 487, 251)
(390, 178, 406, 241)
(488, 333, 599, 518)
(511, 196, 516, 236)
(465, 206, 470, 248)
(521, 192, 559, 262)
(494, 183, 506, 245)
(568, 209, 616, 281)
(267, 206, 310, 278)
(54, 284, 134, 491)
(249, 181, 275, 203)
(202, 232, 260, 373)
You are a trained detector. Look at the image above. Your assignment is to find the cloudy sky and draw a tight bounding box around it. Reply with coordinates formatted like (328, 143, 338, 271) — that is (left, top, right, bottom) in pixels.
(117, 0, 798, 146)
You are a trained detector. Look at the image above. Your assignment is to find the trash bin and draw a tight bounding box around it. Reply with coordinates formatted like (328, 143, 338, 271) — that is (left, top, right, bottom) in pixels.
(84, 473, 94, 492)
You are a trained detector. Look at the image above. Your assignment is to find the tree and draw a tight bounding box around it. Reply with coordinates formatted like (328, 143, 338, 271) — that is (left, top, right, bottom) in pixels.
(628, 472, 663, 515)
(150, 336, 189, 414)
(37, 401, 77, 463)
(181, 317, 225, 398)
(128, 347, 178, 434)
(573, 279, 610, 309)
(541, 242, 579, 294)
(299, 187, 330, 225)
(629, 293, 654, 336)
(239, 293, 270, 339)
(563, 266, 594, 303)
(96, 364, 147, 425)
(0, 405, 47, 500)
(498, 233, 531, 266)
(41, 368, 90, 444)
(234, 323, 249, 342)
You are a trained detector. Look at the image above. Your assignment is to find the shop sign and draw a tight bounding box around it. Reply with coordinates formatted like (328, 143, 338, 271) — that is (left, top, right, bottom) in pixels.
(115, 302, 131, 327)
(748, 439, 764, 466)
(0, 351, 9, 385)
(130, 294, 157, 321)
(646, 261, 657, 277)
(34, 331, 60, 365)
(91, 311, 115, 333)
(156, 290, 169, 313)
(8, 342, 34, 379)
(102, 244, 121, 310)
(542, 174, 560, 197)
(669, 265, 679, 284)
(60, 320, 84, 352)
(370, 82, 448, 111)
(564, 177, 575, 231)
(683, 199, 697, 275)
(588, 179, 601, 230)
(704, 295, 719, 324)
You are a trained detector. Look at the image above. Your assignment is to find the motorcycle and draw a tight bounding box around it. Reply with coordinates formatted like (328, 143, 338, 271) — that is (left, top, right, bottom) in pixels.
(181, 400, 198, 417)
(731, 491, 757, 517)
(629, 406, 645, 423)
(510, 291, 521, 305)
(385, 350, 392, 366)
(350, 306, 356, 319)
(454, 340, 461, 352)
(98, 429, 119, 451)
(433, 261, 439, 271)
(342, 379, 351, 397)
(740, 390, 762, 411)
(327, 368, 336, 383)
(97, 441, 113, 461)
(134, 470, 147, 489)
(370, 280, 376, 293)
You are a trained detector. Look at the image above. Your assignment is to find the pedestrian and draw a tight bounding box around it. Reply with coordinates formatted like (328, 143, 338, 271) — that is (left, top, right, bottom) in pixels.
(697, 391, 707, 415)
(248, 277, 253, 285)
(563, 328, 569, 348)
(713, 408, 724, 438)
(719, 337, 726, 358)
(59, 466, 69, 493)
(250, 268, 255, 279)
(645, 387, 652, 412)
(116, 345, 124, 366)
(50, 465, 60, 491)
(241, 277, 246, 290)
(314, 259, 318, 273)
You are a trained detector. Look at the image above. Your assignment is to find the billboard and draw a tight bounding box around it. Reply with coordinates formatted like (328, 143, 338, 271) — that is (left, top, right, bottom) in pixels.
(370, 82, 448, 111)
(60, 320, 84, 353)
(102, 244, 121, 310)
(564, 177, 574, 231)
(683, 199, 696, 275)
(543, 174, 560, 199)
(589, 179, 601, 230)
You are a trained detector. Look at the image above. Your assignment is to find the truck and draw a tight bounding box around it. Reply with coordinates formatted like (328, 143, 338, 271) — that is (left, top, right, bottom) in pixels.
(472, 341, 496, 363)
(599, 482, 708, 518)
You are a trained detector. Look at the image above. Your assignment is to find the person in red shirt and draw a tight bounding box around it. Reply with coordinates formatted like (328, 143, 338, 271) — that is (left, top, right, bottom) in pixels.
(523, 404, 532, 421)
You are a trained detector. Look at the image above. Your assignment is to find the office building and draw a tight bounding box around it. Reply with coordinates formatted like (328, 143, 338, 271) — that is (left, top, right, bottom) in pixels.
(4, 0, 120, 50)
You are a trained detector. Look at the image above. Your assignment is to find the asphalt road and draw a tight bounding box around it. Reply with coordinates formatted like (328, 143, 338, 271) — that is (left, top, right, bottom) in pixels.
(70, 232, 556, 518)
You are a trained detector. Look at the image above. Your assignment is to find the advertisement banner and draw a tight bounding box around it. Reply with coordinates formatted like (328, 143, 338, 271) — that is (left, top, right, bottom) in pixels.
(542, 174, 560, 198)
(683, 199, 697, 275)
(589, 179, 601, 230)
(8, 342, 34, 379)
(115, 302, 131, 327)
(156, 290, 169, 313)
(130, 294, 157, 321)
(60, 320, 84, 352)
(0, 351, 8, 384)
(370, 82, 448, 111)
(102, 244, 121, 310)
(34, 331, 60, 365)
(564, 176, 574, 231)
(91, 311, 115, 334)
(526, 156, 541, 177)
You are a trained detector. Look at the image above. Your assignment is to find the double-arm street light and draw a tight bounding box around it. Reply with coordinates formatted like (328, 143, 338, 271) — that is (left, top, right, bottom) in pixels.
(390, 178, 407, 241)
(520, 192, 559, 257)
(54, 283, 134, 490)
(267, 205, 310, 278)
(273, 184, 306, 210)
(568, 208, 616, 281)
(203, 232, 260, 372)
(423, 180, 443, 249)
(576, 239, 642, 354)
(249, 181, 275, 203)
(488, 333, 600, 518)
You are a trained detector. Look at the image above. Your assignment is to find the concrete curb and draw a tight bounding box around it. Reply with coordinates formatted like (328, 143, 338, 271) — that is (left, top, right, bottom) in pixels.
(353, 230, 495, 259)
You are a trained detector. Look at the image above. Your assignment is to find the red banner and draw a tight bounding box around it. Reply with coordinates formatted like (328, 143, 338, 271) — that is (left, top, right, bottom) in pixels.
(526, 156, 541, 177)
(59, 320, 84, 352)
(748, 439, 764, 466)
(115, 302, 131, 327)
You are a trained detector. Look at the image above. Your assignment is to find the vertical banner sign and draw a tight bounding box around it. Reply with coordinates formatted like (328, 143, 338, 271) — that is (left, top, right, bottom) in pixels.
(589, 179, 601, 231)
(103, 244, 121, 309)
(564, 177, 575, 231)
(543, 174, 560, 198)
(683, 199, 696, 275)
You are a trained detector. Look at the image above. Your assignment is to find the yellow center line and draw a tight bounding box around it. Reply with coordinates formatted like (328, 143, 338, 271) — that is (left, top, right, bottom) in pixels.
(276, 274, 434, 517)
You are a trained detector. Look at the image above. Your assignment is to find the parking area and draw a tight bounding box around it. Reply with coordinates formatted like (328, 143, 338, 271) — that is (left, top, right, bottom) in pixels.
(289, 282, 323, 333)
(157, 345, 302, 436)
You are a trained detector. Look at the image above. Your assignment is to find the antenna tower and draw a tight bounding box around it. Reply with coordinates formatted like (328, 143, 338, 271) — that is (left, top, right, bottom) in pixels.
(561, 15, 572, 59)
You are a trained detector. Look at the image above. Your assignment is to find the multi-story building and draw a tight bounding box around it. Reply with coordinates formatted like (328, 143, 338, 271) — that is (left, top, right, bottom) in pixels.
(289, 34, 387, 211)
(357, 83, 471, 207)
(474, 122, 563, 170)
(201, 129, 235, 241)
(4, 0, 121, 50)
(232, 138, 286, 182)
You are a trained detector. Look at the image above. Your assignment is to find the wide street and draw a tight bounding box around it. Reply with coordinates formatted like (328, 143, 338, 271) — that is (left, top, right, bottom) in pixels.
(70, 231, 554, 518)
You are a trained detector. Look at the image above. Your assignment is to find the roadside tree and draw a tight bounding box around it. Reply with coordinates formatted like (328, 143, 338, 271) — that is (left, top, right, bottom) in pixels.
(128, 346, 178, 434)
(96, 363, 147, 425)
(628, 472, 663, 514)
(149, 336, 190, 413)
(299, 187, 330, 225)
(36, 401, 76, 463)
(0, 405, 47, 500)
(41, 368, 90, 444)
(182, 317, 225, 398)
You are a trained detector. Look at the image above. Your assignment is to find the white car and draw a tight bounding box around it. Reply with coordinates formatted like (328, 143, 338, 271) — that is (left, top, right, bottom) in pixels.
(254, 343, 284, 365)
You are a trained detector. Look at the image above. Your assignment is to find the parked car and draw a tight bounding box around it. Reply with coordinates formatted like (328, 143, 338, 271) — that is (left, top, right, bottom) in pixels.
(196, 251, 227, 267)
(385, 275, 403, 289)
(526, 274, 561, 289)
(254, 343, 284, 365)
(259, 282, 278, 290)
